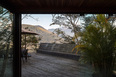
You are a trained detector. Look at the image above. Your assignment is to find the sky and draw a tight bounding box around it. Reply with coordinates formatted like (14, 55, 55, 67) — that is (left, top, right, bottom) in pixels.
(22, 14, 60, 30)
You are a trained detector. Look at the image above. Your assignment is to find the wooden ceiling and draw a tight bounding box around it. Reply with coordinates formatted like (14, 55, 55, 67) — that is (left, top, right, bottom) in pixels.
(0, 0, 116, 13)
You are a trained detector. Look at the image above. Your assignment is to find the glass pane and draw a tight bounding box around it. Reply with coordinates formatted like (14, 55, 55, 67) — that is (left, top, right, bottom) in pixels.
(0, 6, 13, 77)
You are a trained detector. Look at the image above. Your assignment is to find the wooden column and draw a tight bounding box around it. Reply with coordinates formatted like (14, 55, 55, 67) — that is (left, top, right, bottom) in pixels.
(13, 13, 21, 77)
(25, 34, 26, 49)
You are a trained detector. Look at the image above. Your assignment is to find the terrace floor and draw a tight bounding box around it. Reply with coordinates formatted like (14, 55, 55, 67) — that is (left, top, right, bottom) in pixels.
(22, 52, 93, 77)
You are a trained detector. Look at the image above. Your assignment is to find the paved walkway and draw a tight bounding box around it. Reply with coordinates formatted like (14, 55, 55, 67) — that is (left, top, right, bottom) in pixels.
(22, 52, 93, 77)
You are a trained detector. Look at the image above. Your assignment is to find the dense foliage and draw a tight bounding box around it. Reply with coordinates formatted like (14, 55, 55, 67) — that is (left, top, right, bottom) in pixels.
(74, 14, 116, 77)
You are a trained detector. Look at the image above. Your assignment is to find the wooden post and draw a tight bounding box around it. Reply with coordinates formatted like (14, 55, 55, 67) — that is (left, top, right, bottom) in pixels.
(25, 34, 26, 49)
(13, 13, 21, 77)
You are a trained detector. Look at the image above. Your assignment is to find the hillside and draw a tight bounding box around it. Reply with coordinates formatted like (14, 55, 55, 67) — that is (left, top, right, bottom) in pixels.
(22, 24, 65, 43)
(48, 27, 74, 37)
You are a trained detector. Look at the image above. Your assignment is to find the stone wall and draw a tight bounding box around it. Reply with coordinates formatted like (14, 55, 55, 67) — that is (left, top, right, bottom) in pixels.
(38, 43, 77, 54)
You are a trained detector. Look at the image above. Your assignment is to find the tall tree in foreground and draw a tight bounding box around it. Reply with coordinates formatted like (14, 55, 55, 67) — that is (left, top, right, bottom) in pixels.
(0, 6, 13, 77)
(74, 14, 116, 77)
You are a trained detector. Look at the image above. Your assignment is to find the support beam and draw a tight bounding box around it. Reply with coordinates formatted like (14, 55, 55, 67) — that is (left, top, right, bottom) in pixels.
(13, 13, 21, 77)
(108, 14, 113, 17)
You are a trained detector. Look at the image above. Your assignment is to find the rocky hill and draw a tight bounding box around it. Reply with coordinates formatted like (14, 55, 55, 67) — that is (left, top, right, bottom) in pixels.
(22, 24, 65, 43)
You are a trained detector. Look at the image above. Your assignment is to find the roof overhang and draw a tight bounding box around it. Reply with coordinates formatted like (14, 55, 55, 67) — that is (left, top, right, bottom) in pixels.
(0, 0, 116, 14)
(22, 29, 39, 35)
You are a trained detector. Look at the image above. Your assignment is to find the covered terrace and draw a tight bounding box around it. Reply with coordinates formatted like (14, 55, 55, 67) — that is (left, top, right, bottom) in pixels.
(0, 0, 116, 77)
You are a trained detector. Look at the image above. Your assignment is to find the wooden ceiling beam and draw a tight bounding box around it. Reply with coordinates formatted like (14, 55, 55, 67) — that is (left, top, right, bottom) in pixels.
(12, 7, 116, 14)
(0, 0, 116, 14)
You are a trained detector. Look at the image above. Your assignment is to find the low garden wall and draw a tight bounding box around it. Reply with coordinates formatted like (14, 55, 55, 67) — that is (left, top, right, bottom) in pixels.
(37, 43, 80, 60)
(38, 43, 77, 54)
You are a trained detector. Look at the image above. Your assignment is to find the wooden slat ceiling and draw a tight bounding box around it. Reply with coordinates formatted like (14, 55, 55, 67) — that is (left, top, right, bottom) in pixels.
(0, 0, 116, 13)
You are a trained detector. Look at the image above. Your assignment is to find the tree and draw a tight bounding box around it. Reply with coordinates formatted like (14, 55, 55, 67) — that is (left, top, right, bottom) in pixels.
(21, 34, 39, 50)
(82, 14, 116, 27)
(81, 14, 95, 27)
(50, 14, 81, 43)
(53, 28, 74, 43)
(73, 14, 116, 77)
(0, 6, 13, 77)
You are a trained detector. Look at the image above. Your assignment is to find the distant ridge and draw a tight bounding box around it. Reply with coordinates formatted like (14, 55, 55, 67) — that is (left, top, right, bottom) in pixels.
(35, 25, 45, 29)
(48, 28, 74, 37)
